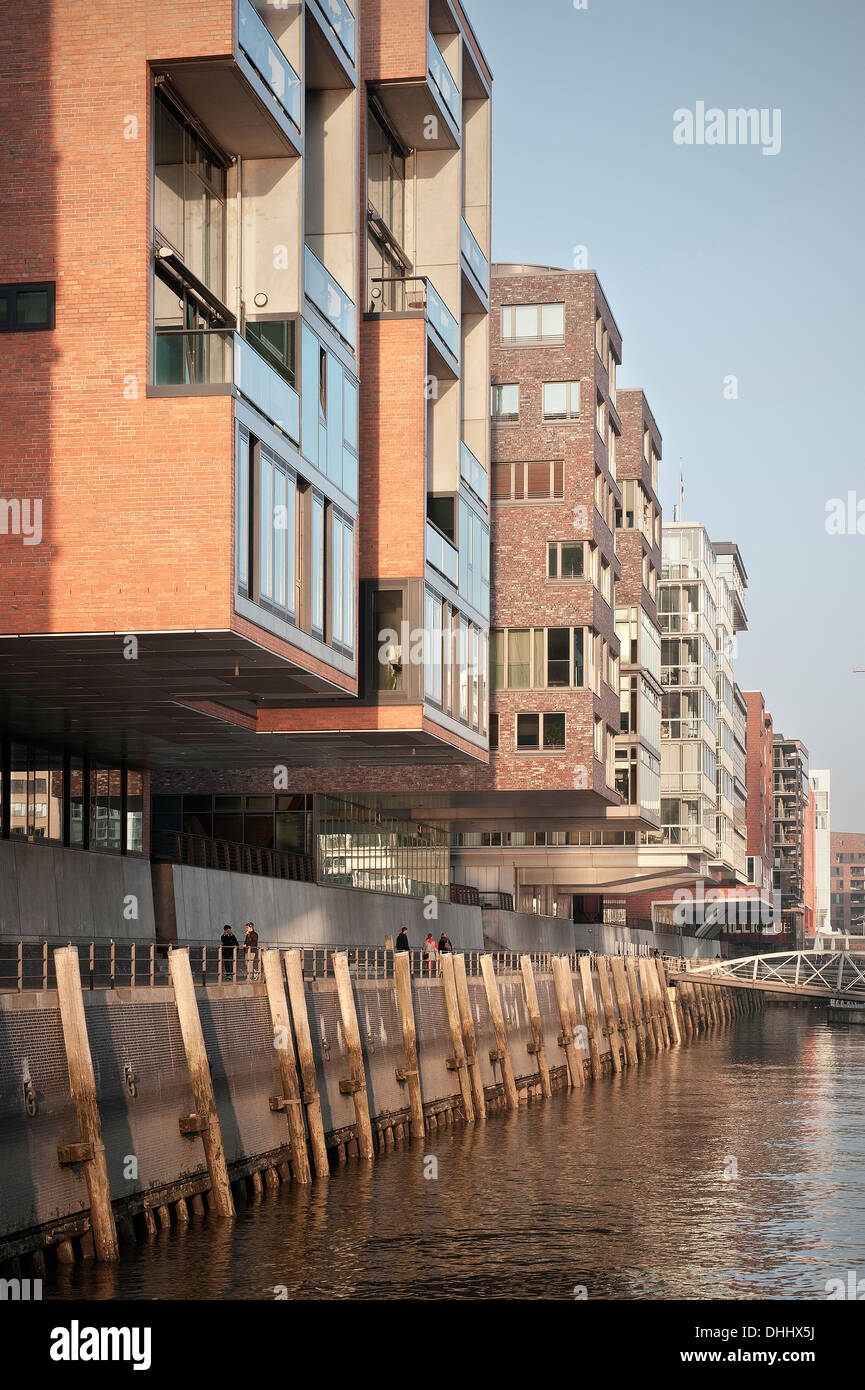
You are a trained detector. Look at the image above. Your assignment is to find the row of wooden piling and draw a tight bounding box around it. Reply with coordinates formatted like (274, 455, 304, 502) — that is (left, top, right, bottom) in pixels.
(3, 945, 760, 1271)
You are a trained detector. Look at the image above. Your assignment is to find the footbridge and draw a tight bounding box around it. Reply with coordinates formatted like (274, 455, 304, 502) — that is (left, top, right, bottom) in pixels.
(676, 950, 865, 1002)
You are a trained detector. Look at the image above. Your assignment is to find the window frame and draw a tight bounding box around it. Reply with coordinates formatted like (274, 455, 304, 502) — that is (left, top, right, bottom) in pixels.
(0, 281, 56, 333)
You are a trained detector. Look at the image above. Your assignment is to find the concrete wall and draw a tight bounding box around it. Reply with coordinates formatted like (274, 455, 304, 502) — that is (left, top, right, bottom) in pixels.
(0, 842, 156, 940)
(169, 865, 485, 951)
(481, 909, 721, 960)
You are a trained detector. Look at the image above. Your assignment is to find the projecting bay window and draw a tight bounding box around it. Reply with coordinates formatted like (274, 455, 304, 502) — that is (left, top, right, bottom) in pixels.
(516, 713, 566, 752)
(491, 627, 593, 691)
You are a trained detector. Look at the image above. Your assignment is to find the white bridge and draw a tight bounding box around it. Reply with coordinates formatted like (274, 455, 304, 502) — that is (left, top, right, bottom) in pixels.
(678, 950, 865, 1001)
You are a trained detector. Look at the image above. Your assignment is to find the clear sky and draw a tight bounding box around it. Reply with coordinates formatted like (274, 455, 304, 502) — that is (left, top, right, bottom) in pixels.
(467, 0, 865, 830)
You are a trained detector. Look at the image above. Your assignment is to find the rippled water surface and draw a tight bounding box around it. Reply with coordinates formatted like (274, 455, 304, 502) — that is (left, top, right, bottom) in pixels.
(50, 1008, 865, 1300)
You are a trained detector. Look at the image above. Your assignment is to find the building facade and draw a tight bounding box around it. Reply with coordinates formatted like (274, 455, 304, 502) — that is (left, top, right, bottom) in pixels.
(830, 830, 865, 936)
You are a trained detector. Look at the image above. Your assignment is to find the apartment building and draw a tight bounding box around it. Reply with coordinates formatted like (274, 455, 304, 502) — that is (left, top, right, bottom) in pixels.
(0, 0, 494, 919)
(810, 770, 831, 935)
(773, 735, 813, 946)
(830, 830, 865, 936)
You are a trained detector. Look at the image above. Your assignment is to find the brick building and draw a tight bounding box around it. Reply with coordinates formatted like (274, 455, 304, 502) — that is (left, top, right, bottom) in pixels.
(830, 831, 865, 936)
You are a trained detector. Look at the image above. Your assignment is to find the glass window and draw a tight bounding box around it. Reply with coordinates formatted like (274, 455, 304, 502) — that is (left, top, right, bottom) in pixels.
(543, 381, 579, 421)
(492, 384, 519, 422)
(311, 493, 324, 634)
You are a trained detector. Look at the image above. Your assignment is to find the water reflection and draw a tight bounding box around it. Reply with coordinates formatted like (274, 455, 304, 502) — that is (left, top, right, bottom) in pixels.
(49, 1010, 865, 1300)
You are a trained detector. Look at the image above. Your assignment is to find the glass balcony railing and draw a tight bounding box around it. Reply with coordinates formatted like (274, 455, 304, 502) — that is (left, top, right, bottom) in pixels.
(311, 0, 356, 64)
(370, 276, 459, 361)
(460, 218, 489, 295)
(154, 328, 300, 442)
(427, 32, 460, 126)
(426, 522, 459, 587)
(238, 0, 301, 129)
(304, 245, 356, 350)
(460, 441, 487, 504)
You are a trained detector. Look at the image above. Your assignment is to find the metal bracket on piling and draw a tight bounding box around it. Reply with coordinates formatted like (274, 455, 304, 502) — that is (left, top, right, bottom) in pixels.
(58, 1142, 94, 1165)
(178, 1113, 209, 1136)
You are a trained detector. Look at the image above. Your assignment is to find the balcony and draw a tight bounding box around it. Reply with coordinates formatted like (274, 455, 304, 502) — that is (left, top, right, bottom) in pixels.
(309, 0, 356, 66)
(238, 0, 301, 131)
(304, 245, 356, 351)
(154, 328, 300, 443)
(427, 32, 460, 128)
(370, 276, 460, 364)
(426, 521, 459, 587)
(460, 441, 488, 506)
(460, 217, 489, 300)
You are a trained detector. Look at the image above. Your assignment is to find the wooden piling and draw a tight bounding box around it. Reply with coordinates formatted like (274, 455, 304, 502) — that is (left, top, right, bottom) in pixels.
(394, 951, 426, 1139)
(560, 958, 587, 1085)
(169, 948, 235, 1217)
(54, 946, 119, 1262)
(577, 956, 604, 1080)
(453, 955, 486, 1121)
(283, 950, 329, 1179)
(654, 958, 681, 1045)
(610, 958, 639, 1067)
(596, 957, 624, 1073)
(480, 955, 519, 1110)
(520, 956, 552, 1098)
(625, 957, 649, 1059)
(551, 956, 579, 1088)
(261, 948, 312, 1183)
(441, 953, 475, 1123)
(332, 952, 375, 1161)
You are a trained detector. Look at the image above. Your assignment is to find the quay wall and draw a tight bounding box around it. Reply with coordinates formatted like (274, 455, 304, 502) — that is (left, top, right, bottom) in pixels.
(0, 956, 612, 1257)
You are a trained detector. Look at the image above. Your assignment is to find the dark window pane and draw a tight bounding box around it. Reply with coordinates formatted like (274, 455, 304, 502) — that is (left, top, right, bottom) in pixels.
(544, 713, 566, 749)
(516, 713, 540, 749)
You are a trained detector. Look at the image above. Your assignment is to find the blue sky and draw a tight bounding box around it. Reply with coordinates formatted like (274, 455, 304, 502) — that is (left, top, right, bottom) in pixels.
(467, 0, 865, 830)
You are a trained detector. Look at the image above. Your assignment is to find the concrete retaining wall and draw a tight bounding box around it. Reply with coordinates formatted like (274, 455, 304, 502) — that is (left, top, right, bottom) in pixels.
(0, 842, 156, 940)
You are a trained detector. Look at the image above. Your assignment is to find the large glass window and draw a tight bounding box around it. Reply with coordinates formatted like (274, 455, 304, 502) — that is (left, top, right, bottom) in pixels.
(543, 381, 580, 421)
(502, 303, 564, 344)
(154, 92, 226, 298)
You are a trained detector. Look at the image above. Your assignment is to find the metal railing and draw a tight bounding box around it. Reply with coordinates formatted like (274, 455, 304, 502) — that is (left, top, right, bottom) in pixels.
(238, 0, 301, 128)
(304, 244, 356, 349)
(153, 327, 300, 441)
(1, 939, 570, 992)
(427, 31, 460, 125)
(369, 276, 460, 360)
(152, 830, 315, 883)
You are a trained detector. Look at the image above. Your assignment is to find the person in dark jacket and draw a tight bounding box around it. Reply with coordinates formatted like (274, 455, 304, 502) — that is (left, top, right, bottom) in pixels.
(220, 925, 239, 979)
(438, 932, 453, 954)
(244, 922, 260, 980)
(396, 927, 410, 952)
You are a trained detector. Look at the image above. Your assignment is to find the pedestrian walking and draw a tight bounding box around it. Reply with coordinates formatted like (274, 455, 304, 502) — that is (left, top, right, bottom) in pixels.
(220, 925, 239, 980)
(244, 922, 259, 980)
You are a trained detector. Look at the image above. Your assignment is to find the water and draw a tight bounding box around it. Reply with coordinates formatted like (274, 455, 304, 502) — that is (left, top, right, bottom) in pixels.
(49, 1008, 865, 1301)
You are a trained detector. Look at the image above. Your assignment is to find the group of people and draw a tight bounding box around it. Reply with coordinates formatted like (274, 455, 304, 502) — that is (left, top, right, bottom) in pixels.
(395, 927, 454, 975)
(219, 922, 259, 979)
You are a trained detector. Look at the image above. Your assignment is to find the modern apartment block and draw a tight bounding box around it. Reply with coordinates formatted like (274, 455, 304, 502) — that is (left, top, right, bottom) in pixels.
(0, 0, 495, 924)
(742, 691, 774, 897)
(830, 830, 865, 936)
(772, 735, 813, 945)
(810, 770, 831, 935)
